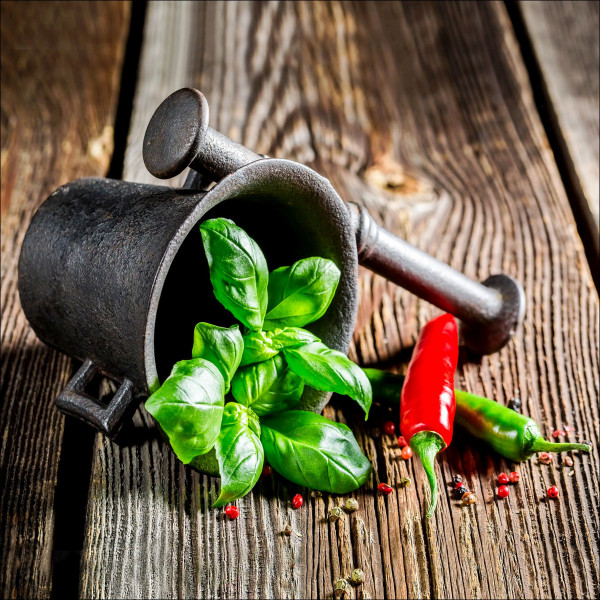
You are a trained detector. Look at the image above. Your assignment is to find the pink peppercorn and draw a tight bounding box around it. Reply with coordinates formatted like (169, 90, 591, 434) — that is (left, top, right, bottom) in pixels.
(401, 446, 413, 460)
(538, 452, 553, 464)
(398, 436, 408, 447)
(378, 483, 393, 495)
(552, 429, 566, 438)
(292, 494, 303, 509)
(547, 486, 559, 499)
(383, 421, 396, 436)
(508, 471, 520, 484)
(497, 485, 510, 499)
(225, 505, 239, 519)
(498, 473, 509, 485)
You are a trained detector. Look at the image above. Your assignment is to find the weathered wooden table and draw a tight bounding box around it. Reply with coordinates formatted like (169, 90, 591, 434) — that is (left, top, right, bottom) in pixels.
(2, 2, 598, 598)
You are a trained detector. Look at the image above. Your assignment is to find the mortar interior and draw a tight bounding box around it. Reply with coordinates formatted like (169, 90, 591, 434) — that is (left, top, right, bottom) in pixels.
(152, 189, 355, 411)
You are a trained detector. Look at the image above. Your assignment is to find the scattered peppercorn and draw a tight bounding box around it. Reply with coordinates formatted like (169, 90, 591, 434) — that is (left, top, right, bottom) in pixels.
(224, 505, 239, 520)
(399, 477, 411, 488)
(452, 474, 463, 485)
(552, 429, 566, 438)
(563, 456, 574, 467)
(378, 483, 393, 495)
(455, 481, 464, 490)
(334, 578, 350, 597)
(284, 525, 292, 536)
(547, 485, 559, 499)
(398, 435, 408, 447)
(351, 569, 365, 585)
(508, 471, 520, 483)
(462, 491, 477, 505)
(508, 397, 521, 411)
(292, 494, 303, 509)
(498, 473, 509, 485)
(345, 498, 359, 512)
(261, 465, 272, 477)
(401, 446, 413, 460)
(329, 507, 344, 522)
(456, 485, 468, 496)
(497, 485, 510, 499)
(539, 452, 553, 464)
(383, 421, 396, 436)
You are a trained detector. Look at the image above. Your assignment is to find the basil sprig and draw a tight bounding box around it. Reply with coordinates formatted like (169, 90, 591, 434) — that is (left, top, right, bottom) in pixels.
(200, 218, 268, 331)
(146, 218, 373, 506)
(261, 410, 372, 493)
(145, 359, 225, 464)
(213, 403, 264, 507)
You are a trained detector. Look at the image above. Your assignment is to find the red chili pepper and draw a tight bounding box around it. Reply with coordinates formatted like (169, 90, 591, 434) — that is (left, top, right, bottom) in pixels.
(400, 313, 458, 518)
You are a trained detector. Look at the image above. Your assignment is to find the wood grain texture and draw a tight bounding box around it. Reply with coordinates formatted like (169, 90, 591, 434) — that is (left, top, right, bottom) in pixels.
(0, 2, 130, 598)
(80, 1, 599, 599)
(519, 0, 599, 254)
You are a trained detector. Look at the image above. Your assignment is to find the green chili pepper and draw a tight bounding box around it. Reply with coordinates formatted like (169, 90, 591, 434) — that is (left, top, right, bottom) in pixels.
(363, 369, 591, 462)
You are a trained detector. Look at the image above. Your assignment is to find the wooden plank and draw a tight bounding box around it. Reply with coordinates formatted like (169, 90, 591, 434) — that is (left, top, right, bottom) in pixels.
(81, 1, 599, 598)
(518, 0, 599, 256)
(0, 2, 130, 598)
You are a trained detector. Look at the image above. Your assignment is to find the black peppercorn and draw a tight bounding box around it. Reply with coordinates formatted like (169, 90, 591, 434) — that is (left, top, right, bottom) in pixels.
(452, 475, 462, 485)
(508, 397, 521, 411)
(456, 485, 468, 496)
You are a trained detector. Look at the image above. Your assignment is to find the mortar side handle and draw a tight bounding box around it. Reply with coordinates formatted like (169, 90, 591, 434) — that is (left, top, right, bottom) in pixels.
(55, 359, 137, 438)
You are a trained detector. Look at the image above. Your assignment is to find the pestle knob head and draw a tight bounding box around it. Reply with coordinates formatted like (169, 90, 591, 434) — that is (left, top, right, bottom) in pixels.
(143, 88, 209, 179)
(460, 274, 526, 355)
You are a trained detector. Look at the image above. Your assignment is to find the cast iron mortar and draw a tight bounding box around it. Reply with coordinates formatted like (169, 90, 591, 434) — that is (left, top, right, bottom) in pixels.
(17, 88, 524, 447)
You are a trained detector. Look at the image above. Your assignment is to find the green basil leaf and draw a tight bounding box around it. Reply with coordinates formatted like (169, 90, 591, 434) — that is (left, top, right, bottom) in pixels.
(231, 355, 282, 406)
(240, 330, 278, 366)
(145, 358, 225, 464)
(250, 365, 304, 417)
(213, 403, 264, 507)
(191, 322, 243, 391)
(260, 410, 372, 493)
(271, 327, 320, 350)
(283, 342, 372, 419)
(200, 218, 268, 331)
(232, 354, 304, 416)
(264, 257, 340, 330)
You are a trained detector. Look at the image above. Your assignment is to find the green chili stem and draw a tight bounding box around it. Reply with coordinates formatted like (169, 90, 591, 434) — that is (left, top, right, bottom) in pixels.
(530, 439, 591, 453)
(410, 430, 445, 518)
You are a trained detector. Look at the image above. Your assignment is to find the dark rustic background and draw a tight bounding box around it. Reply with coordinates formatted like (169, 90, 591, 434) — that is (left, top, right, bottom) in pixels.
(1, 2, 598, 599)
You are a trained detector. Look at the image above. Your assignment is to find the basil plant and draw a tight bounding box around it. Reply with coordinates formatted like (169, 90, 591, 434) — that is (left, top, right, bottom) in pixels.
(145, 218, 372, 507)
